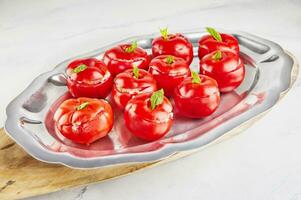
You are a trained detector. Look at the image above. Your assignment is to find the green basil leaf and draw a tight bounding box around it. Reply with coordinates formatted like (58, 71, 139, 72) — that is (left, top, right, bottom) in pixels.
(76, 102, 89, 111)
(125, 40, 138, 53)
(150, 89, 164, 110)
(206, 27, 222, 42)
(73, 64, 88, 74)
(191, 71, 201, 84)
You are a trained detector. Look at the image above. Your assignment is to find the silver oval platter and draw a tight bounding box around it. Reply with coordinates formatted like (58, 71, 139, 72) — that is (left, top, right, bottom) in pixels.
(5, 30, 298, 168)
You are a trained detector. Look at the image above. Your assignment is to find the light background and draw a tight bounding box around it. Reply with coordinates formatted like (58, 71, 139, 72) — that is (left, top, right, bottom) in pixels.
(1, 0, 301, 199)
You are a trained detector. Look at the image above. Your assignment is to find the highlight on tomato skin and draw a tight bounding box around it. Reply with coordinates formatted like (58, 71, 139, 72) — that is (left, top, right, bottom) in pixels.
(102, 41, 150, 76)
(198, 27, 239, 60)
(199, 49, 245, 93)
(112, 67, 157, 110)
(124, 89, 173, 141)
(53, 97, 114, 145)
(66, 58, 113, 99)
(174, 72, 221, 118)
(152, 28, 194, 65)
(149, 55, 190, 97)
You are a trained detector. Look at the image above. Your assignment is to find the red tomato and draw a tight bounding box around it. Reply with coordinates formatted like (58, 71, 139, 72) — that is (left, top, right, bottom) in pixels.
(66, 58, 113, 98)
(112, 67, 157, 110)
(149, 55, 190, 97)
(54, 97, 114, 144)
(174, 72, 220, 118)
(152, 28, 193, 65)
(199, 50, 245, 93)
(198, 27, 239, 59)
(124, 89, 173, 141)
(102, 41, 150, 76)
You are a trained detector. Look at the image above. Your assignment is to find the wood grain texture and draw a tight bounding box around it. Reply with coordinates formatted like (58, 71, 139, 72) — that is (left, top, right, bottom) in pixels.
(0, 51, 298, 200)
(0, 130, 159, 200)
(0, 111, 268, 200)
(0, 119, 258, 200)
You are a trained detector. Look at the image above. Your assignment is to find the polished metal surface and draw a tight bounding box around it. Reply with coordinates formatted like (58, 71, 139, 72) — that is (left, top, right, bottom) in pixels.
(5, 30, 295, 168)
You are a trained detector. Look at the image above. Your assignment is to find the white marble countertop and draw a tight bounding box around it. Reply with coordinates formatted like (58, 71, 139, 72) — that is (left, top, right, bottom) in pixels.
(1, 0, 301, 199)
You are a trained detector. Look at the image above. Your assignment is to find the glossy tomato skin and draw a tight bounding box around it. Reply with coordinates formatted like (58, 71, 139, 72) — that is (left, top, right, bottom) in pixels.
(174, 75, 220, 118)
(149, 55, 190, 97)
(152, 33, 193, 65)
(66, 58, 113, 98)
(200, 50, 245, 93)
(124, 93, 173, 141)
(102, 44, 150, 76)
(54, 97, 114, 144)
(198, 33, 239, 59)
(112, 69, 157, 110)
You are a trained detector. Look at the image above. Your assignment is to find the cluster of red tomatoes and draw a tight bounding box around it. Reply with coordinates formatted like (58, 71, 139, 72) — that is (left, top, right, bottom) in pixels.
(54, 27, 245, 144)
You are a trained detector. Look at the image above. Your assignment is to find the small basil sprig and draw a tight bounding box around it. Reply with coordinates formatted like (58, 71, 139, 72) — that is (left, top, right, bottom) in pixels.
(191, 71, 201, 84)
(73, 64, 88, 73)
(125, 40, 138, 53)
(133, 65, 139, 79)
(150, 89, 164, 110)
(206, 27, 222, 42)
(212, 50, 222, 60)
(76, 102, 89, 111)
(165, 55, 174, 64)
(160, 27, 168, 40)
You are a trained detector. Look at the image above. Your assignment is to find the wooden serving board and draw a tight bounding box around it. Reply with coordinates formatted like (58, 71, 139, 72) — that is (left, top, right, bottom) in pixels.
(0, 114, 263, 200)
(0, 51, 298, 200)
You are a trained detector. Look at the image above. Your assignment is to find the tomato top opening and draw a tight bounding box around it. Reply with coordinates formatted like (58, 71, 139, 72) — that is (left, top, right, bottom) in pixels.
(66, 58, 110, 85)
(200, 50, 243, 74)
(105, 44, 148, 62)
(175, 75, 219, 98)
(54, 98, 110, 125)
(125, 93, 173, 123)
(199, 33, 239, 52)
(149, 55, 190, 76)
(114, 69, 157, 95)
(160, 33, 186, 42)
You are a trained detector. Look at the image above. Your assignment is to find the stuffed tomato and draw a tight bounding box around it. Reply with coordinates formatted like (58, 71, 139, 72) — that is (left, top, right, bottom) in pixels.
(66, 58, 113, 98)
(200, 50, 245, 93)
(149, 55, 190, 97)
(152, 28, 193, 65)
(198, 27, 239, 59)
(103, 41, 150, 76)
(54, 97, 114, 145)
(112, 66, 157, 110)
(124, 89, 173, 141)
(174, 72, 220, 118)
